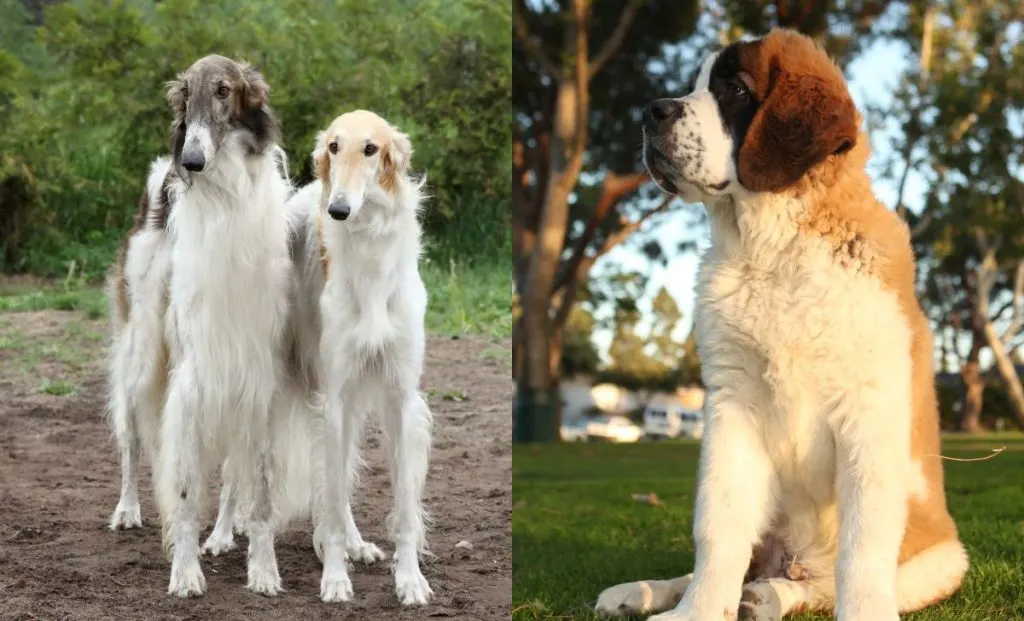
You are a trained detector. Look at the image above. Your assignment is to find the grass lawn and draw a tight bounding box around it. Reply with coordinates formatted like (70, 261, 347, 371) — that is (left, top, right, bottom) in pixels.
(0, 258, 512, 339)
(513, 435, 1024, 621)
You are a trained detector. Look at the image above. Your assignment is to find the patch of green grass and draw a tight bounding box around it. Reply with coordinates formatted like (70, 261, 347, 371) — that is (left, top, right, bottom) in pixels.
(512, 437, 1024, 621)
(40, 378, 77, 396)
(0, 284, 107, 319)
(422, 258, 511, 339)
(1, 257, 512, 338)
(427, 387, 470, 402)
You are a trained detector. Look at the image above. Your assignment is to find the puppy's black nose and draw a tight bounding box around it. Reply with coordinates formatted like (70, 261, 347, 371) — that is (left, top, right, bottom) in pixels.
(644, 99, 683, 128)
(181, 154, 205, 172)
(328, 198, 351, 221)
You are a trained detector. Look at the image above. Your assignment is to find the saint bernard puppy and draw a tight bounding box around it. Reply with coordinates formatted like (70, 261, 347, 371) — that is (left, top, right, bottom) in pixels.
(595, 29, 967, 621)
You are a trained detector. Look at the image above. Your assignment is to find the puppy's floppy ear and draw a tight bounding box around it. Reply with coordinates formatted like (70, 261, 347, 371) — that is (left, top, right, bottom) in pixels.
(239, 62, 270, 108)
(738, 64, 858, 192)
(312, 130, 330, 182)
(380, 130, 413, 193)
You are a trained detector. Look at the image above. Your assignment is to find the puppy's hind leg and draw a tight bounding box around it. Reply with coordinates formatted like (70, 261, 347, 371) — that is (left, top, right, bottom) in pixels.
(381, 388, 433, 606)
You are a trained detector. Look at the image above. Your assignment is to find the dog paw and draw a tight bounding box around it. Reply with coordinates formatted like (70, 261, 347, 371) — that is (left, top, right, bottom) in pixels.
(167, 562, 206, 598)
(109, 503, 143, 530)
(595, 582, 657, 617)
(738, 582, 782, 621)
(320, 569, 354, 603)
(648, 611, 697, 621)
(347, 540, 386, 564)
(201, 532, 237, 556)
(246, 564, 282, 597)
(395, 567, 432, 606)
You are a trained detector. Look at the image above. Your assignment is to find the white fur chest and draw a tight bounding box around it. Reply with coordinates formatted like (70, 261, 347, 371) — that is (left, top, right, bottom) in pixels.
(694, 197, 912, 500)
(320, 217, 426, 355)
(166, 155, 292, 399)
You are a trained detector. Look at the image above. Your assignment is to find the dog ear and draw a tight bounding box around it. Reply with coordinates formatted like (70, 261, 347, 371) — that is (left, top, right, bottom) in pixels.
(312, 130, 330, 182)
(165, 75, 186, 112)
(737, 66, 858, 192)
(165, 75, 188, 175)
(239, 62, 270, 109)
(380, 130, 413, 193)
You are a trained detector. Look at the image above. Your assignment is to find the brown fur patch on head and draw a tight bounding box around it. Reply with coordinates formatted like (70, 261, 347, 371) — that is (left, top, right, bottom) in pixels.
(380, 130, 412, 194)
(314, 132, 331, 184)
(736, 29, 858, 192)
(239, 62, 270, 110)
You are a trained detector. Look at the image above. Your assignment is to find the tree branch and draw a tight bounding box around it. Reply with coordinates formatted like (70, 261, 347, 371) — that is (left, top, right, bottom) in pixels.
(587, 0, 644, 81)
(1001, 260, 1024, 346)
(513, 0, 562, 80)
(551, 196, 673, 328)
(554, 171, 649, 291)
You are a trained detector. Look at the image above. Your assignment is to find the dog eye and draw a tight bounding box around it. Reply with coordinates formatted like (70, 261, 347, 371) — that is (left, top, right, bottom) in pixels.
(328, 141, 338, 155)
(363, 144, 378, 157)
(216, 84, 230, 98)
(181, 85, 189, 101)
(731, 81, 748, 98)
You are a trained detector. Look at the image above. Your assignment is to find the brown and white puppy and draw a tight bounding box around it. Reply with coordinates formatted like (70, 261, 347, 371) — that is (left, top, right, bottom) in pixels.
(595, 29, 967, 621)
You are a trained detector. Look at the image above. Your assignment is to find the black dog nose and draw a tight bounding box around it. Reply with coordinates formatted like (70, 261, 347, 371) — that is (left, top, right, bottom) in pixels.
(181, 154, 205, 172)
(327, 198, 351, 221)
(644, 99, 683, 128)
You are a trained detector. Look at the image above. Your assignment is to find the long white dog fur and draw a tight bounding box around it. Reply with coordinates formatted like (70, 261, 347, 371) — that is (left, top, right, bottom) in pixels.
(285, 110, 434, 605)
(107, 55, 299, 597)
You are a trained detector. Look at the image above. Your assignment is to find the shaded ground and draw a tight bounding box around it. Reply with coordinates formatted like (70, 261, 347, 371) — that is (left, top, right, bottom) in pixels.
(0, 310, 511, 621)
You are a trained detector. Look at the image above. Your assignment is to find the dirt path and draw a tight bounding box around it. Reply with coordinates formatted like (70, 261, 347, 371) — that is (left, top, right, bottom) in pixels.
(0, 311, 511, 621)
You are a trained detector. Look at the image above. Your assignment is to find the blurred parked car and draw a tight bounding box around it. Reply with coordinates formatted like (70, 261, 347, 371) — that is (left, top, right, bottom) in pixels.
(643, 403, 704, 440)
(560, 418, 589, 443)
(584, 415, 643, 443)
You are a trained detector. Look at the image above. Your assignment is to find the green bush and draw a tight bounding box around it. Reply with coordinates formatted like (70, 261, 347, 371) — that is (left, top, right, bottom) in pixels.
(0, 0, 511, 278)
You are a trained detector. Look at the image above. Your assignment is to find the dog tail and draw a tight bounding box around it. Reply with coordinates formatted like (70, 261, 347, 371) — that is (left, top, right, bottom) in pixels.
(268, 384, 321, 525)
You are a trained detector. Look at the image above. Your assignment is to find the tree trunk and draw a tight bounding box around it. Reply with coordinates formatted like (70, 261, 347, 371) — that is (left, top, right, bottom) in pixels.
(959, 336, 985, 433)
(513, 0, 590, 443)
(983, 320, 1024, 429)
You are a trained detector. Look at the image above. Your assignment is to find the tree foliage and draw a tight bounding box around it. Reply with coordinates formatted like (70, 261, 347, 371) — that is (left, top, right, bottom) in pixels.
(0, 0, 511, 276)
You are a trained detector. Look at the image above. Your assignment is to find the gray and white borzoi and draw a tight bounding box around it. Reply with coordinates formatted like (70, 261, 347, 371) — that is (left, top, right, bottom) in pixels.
(106, 55, 302, 597)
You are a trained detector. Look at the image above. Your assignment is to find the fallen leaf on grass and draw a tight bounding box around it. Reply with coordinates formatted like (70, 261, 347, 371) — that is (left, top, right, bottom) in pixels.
(631, 492, 661, 507)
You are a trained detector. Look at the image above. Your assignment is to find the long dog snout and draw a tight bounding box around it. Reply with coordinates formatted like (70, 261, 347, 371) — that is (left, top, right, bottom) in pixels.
(327, 197, 351, 221)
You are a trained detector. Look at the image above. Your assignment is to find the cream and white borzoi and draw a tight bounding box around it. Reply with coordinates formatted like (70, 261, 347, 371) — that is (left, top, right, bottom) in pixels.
(106, 55, 298, 597)
(285, 110, 434, 605)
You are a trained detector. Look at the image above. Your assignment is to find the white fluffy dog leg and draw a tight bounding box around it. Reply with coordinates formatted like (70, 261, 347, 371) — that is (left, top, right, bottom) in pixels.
(385, 392, 433, 606)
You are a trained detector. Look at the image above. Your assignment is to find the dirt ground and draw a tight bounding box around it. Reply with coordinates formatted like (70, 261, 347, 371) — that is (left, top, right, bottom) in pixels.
(0, 310, 511, 621)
